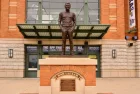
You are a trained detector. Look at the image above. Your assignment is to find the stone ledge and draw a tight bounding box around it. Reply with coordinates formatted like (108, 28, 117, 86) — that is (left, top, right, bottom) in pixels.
(97, 93, 113, 94)
(20, 93, 38, 94)
(101, 59, 127, 62)
(0, 52, 24, 55)
(101, 69, 136, 77)
(102, 49, 127, 51)
(101, 52, 127, 56)
(0, 69, 24, 77)
(0, 59, 24, 62)
(39, 58, 97, 65)
(101, 56, 127, 59)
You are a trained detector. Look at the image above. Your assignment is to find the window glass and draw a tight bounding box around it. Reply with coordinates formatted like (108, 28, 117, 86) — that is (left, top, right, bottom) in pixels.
(26, 0, 100, 24)
(29, 55, 38, 68)
(77, 46, 84, 51)
(41, 45, 99, 55)
(88, 46, 100, 53)
(27, 46, 38, 53)
(43, 46, 49, 53)
(42, 45, 77, 53)
(77, 46, 84, 54)
(50, 46, 56, 51)
(55, 46, 62, 51)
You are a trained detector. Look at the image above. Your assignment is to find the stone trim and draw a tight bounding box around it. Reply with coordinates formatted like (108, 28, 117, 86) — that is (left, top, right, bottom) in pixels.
(109, 4, 117, 8)
(39, 58, 97, 65)
(9, 2, 17, 6)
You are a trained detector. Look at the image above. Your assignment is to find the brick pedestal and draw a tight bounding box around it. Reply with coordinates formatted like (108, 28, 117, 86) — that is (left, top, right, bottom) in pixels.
(39, 58, 97, 94)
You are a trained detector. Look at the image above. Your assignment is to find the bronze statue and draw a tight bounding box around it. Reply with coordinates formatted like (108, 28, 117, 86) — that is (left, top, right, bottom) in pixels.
(58, 2, 76, 55)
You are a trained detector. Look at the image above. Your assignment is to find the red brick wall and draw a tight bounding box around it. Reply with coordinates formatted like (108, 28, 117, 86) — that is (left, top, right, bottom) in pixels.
(137, 0, 140, 39)
(40, 65, 96, 86)
(0, 0, 25, 38)
(124, 0, 129, 32)
(0, 0, 1, 37)
(1, 0, 139, 40)
(101, 0, 125, 39)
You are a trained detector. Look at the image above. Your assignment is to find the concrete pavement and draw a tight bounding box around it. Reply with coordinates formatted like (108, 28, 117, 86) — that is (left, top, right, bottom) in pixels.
(0, 78, 140, 94)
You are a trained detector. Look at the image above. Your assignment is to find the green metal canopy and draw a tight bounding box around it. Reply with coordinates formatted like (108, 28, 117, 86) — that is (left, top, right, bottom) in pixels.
(17, 24, 110, 39)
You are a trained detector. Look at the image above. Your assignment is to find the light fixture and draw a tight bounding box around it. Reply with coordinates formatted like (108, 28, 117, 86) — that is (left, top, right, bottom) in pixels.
(125, 36, 129, 40)
(112, 49, 116, 58)
(38, 40, 42, 45)
(8, 49, 13, 58)
(128, 43, 133, 47)
(132, 36, 138, 40)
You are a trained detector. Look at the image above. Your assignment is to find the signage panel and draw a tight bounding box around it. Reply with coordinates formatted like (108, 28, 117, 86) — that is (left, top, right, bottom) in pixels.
(129, 0, 136, 28)
(61, 79, 75, 91)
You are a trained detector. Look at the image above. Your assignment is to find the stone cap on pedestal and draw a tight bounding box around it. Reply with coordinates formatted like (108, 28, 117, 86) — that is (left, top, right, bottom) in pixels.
(39, 58, 97, 65)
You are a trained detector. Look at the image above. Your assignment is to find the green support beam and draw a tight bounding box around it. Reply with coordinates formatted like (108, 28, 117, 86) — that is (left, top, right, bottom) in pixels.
(33, 26, 39, 38)
(84, 0, 88, 25)
(86, 26, 94, 38)
(38, 0, 42, 23)
(74, 26, 79, 38)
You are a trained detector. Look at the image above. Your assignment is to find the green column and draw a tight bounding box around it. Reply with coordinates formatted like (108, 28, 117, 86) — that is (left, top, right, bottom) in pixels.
(84, 0, 88, 25)
(38, 0, 42, 23)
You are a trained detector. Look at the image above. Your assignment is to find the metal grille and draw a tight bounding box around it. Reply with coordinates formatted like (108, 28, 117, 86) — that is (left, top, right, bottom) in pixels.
(20, 25, 34, 29)
(24, 32, 37, 36)
(17, 24, 110, 38)
(51, 32, 62, 36)
(35, 25, 48, 29)
(79, 26, 92, 30)
(38, 32, 50, 36)
(77, 33, 88, 37)
(93, 26, 107, 30)
(90, 33, 102, 37)
(50, 26, 60, 29)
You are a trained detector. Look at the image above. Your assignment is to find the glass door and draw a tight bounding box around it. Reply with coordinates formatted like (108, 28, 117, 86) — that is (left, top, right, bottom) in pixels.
(25, 54, 38, 78)
(25, 46, 38, 78)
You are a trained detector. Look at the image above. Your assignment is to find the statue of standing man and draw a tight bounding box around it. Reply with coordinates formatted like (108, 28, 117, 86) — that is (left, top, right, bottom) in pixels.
(58, 3, 76, 55)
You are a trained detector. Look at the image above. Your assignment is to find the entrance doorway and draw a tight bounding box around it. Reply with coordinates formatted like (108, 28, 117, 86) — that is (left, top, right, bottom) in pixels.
(25, 45, 101, 78)
(25, 46, 38, 78)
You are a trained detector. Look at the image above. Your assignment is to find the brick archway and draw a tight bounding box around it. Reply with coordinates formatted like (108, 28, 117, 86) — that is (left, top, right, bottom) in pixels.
(40, 65, 96, 86)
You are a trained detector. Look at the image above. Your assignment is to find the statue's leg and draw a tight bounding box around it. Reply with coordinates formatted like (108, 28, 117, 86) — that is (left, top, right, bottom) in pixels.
(62, 28, 67, 55)
(68, 27, 74, 55)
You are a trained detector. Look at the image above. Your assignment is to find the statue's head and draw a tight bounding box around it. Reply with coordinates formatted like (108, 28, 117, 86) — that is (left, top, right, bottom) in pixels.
(65, 2, 71, 10)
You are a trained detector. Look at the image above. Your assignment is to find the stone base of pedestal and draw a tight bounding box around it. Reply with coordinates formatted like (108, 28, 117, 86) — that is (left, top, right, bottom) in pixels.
(39, 58, 97, 94)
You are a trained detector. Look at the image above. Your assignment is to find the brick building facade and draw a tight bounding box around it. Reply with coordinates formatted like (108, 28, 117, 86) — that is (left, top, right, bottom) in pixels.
(0, 0, 140, 78)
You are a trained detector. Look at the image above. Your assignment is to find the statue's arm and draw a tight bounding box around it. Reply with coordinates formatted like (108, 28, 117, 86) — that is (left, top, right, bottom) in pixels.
(73, 13, 76, 28)
(58, 13, 62, 29)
